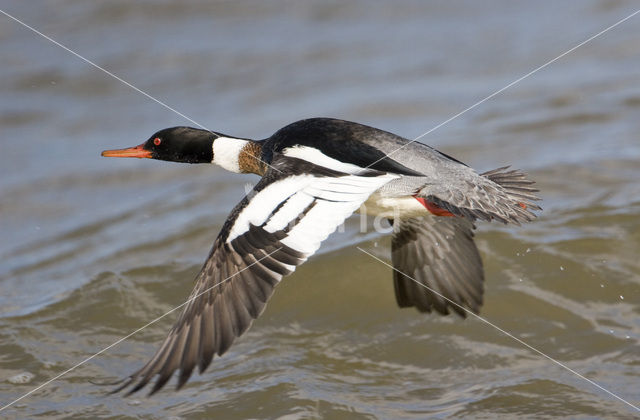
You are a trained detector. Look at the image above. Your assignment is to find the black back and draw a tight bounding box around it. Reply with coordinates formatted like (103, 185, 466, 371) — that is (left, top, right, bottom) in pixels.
(263, 118, 425, 176)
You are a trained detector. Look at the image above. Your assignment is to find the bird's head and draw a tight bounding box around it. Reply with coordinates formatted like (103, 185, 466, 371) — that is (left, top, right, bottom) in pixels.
(101, 127, 215, 164)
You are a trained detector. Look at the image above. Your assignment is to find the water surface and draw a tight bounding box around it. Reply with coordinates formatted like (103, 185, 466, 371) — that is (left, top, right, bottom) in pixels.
(1, 1, 639, 418)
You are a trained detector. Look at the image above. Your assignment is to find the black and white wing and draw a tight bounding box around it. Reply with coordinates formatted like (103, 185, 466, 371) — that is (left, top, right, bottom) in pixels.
(391, 216, 483, 318)
(114, 154, 397, 395)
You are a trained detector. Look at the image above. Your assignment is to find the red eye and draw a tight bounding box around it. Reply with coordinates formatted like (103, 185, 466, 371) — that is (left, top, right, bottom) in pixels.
(153, 137, 162, 146)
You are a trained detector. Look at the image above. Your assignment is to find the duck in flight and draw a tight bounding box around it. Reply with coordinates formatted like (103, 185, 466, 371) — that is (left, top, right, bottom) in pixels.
(101, 117, 540, 395)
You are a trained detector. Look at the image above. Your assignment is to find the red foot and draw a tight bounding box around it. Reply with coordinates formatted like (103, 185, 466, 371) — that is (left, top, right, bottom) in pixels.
(413, 196, 455, 217)
(518, 202, 528, 209)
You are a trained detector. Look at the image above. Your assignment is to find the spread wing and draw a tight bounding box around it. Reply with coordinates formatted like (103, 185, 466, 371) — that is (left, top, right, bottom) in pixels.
(113, 154, 397, 395)
(391, 216, 483, 317)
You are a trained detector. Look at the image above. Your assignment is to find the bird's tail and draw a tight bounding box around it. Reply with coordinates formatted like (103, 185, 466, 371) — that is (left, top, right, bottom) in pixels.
(481, 166, 541, 223)
(424, 166, 542, 225)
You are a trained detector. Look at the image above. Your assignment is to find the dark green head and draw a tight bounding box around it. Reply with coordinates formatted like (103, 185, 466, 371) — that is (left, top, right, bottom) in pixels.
(102, 127, 215, 163)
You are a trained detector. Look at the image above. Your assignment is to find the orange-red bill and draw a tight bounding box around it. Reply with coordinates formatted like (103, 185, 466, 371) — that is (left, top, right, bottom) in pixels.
(101, 144, 152, 158)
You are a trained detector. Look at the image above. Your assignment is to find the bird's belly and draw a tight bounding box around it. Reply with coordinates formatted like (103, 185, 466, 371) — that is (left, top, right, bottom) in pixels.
(359, 193, 428, 218)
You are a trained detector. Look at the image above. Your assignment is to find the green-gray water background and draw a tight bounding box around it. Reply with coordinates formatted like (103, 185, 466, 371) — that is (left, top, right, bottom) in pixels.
(1, 1, 639, 418)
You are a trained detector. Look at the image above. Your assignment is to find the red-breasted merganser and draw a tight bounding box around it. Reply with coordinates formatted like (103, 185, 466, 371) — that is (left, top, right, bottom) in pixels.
(101, 118, 540, 395)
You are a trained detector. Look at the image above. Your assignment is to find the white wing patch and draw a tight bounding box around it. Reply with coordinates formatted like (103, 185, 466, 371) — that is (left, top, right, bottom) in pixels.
(227, 173, 398, 255)
(282, 145, 367, 174)
(280, 199, 360, 254)
(263, 192, 315, 233)
(227, 175, 313, 241)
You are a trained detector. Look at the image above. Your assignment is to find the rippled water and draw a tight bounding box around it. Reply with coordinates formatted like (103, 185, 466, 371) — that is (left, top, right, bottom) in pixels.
(1, 1, 639, 418)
